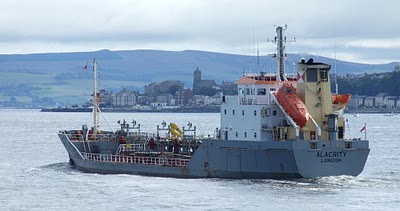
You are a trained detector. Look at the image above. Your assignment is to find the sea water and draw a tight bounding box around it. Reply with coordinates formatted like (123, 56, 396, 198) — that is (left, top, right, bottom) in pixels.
(0, 109, 399, 210)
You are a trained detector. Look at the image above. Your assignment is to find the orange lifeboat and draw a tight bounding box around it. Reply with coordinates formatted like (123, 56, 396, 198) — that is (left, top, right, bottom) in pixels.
(331, 94, 351, 104)
(331, 94, 351, 117)
(274, 83, 310, 128)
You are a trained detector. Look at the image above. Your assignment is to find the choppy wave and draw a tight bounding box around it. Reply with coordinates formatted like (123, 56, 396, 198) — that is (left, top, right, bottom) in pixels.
(1, 111, 400, 210)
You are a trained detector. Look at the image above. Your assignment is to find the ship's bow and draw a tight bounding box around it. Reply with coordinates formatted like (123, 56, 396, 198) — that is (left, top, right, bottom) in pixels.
(57, 131, 85, 163)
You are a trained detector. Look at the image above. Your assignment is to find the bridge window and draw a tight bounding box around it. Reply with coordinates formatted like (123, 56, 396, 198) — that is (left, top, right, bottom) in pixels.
(236, 132, 238, 137)
(273, 110, 277, 116)
(320, 69, 328, 82)
(232, 110, 235, 115)
(257, 88, 266, 95)
(254, 132, 257, 138)
(254, 110, 257, 116)
(242, 110, 244, 115)
(244, 132, 247, 138)
(306, 68, 318, 82)
(224, 109, 227, 115)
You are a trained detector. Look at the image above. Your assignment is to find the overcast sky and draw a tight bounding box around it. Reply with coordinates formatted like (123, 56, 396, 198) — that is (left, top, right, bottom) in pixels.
(0, 0, 399, 64)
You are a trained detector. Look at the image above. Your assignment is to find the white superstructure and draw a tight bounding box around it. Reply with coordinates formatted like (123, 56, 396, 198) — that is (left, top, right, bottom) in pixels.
(220, 26, 297, 142)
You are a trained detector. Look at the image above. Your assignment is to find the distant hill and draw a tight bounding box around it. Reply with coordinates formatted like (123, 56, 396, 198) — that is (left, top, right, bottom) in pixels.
(0, 49, 398, 106)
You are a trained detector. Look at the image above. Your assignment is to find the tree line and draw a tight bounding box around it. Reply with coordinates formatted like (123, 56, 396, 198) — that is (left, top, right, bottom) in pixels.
(332, 70, 400, 96)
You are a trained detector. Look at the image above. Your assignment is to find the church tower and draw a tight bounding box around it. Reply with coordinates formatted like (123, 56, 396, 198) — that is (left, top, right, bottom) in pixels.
(193, 67, 201, 93)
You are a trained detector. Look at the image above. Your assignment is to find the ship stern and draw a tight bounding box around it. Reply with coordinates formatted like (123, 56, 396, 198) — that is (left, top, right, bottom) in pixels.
(292, 139, 370, 178)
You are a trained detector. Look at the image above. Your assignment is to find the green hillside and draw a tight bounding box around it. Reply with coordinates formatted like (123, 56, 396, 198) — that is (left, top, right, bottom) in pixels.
(0, 49, 398, 107)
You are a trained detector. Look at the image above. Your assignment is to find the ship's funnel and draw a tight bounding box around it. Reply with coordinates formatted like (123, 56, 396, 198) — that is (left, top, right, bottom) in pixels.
(296, 58, 333, 140)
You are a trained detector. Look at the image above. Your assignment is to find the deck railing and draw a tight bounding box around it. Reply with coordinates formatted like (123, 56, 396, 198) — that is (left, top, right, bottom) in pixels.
(65, 133, 116, 142)
(64, 130, 156, 142)
(117, 144, 146, 153)
(83, 152, 189, 167)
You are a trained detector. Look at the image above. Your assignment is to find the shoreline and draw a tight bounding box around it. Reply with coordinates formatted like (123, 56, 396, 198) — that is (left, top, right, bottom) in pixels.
(1, 107, 397, 114)
(39, 106, 220, 113)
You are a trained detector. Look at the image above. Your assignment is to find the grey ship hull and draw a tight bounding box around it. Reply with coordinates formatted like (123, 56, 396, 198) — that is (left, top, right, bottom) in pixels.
(58, 133, 369, 179)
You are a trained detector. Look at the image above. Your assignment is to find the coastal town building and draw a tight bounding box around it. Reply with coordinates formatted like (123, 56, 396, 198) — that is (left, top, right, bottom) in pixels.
(89, 70, 400, 111)
(383, 96, 396, 108)
(192, 67, 217, 94)
(99, 89, 113, 107)
(350, 94, 399, 109)
(363, 96, 375, 108)
(155, 93, 176, 106)
(112, 89, 138, 107)
(145, 80, 184, 95)
(174, 89, 194, 106)
(220, 81, 238, 95)
(374, 93, 386, 108)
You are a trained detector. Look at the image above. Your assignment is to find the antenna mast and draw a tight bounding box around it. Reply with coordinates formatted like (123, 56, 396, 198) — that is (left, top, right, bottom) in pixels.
(257, 41, 259, 69)
(268, 25, 295, 82)
(334, 25, 338, 94)
(276, 25, 285, 81)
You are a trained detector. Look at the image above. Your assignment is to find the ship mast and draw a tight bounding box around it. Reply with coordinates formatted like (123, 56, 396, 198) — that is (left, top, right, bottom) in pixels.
(276, 26, 286, 81)
(269, 25, 294, 81)
(92, 58, 99, 135)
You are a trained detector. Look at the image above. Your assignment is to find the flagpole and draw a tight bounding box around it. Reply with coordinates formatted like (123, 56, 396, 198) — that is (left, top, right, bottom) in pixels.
(364, 123, 367, 140)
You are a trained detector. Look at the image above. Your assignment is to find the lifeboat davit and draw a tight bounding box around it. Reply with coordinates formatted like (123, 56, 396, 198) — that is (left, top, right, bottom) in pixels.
(274, 83, 310, 128)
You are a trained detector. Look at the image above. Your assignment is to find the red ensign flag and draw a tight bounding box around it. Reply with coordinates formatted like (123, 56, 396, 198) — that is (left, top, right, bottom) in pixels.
(360, 125, 366, 132)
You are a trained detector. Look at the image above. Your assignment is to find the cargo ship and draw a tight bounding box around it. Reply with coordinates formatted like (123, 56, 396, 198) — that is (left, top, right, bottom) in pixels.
(57, 26, 369, 178)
